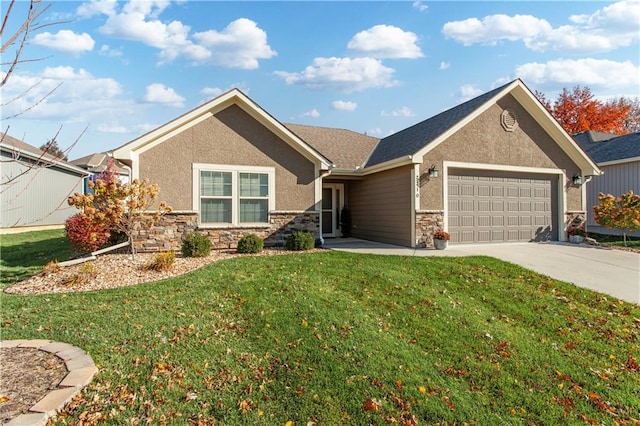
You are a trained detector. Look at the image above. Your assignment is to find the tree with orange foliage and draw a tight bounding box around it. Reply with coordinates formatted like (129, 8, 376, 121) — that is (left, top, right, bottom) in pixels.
(68, 159, 172, 257)
(536, 86, 633, 135)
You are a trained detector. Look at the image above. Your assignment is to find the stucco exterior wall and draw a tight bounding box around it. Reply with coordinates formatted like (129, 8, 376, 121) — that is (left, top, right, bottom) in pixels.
(419, 95, 583, 212)
(138, 104, 317, 212)
(349, 165, 413, 246)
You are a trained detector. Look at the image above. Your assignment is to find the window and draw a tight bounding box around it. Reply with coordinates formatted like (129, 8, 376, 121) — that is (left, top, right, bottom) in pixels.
(194, 164, 274, 225)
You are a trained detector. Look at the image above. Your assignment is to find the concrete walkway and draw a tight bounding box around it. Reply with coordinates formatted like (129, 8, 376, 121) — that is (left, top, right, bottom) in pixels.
(324, 239, 640, 304)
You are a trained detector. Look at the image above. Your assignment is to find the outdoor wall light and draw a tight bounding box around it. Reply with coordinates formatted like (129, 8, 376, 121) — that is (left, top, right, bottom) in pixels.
(428, 165, 439, 178)
(572, 174, 583, 185)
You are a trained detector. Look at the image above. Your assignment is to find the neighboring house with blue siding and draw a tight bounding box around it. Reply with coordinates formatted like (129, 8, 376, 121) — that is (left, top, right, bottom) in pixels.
(1, 133, 89, 230)
(573, 131, 640, 236)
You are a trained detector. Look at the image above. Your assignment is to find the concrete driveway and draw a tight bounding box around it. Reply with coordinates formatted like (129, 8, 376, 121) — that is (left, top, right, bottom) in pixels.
(323, 239, 640, 304)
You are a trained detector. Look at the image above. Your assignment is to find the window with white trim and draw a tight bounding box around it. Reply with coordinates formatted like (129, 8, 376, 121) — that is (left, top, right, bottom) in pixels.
(194, 164, 274, 225)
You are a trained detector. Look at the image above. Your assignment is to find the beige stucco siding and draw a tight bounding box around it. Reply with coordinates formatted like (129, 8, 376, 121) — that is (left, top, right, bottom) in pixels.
(349, 166, 413, 246)
(420, 95, 583, 211)
(138, 105, 317, 211)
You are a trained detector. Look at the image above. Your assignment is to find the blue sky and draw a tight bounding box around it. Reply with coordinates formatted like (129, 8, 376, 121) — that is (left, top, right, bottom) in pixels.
(2, 0, 639, 159)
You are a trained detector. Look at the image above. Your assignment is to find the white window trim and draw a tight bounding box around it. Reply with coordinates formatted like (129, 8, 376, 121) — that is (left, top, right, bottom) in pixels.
(192, 163, 275, 226)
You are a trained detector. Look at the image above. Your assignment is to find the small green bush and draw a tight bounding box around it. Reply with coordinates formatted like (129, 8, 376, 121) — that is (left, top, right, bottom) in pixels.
(145, 251, 176, 271)
(181, 232, 212, 257)
(285, 230, 315, 251)
(237, 234, 263, 254)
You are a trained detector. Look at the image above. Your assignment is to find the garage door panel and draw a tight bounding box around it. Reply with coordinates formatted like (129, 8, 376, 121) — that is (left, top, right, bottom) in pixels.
(448, 171, 553, 244)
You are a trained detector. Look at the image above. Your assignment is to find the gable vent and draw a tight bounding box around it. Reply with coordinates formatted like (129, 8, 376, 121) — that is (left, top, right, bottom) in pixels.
(501, 109, 518, 132)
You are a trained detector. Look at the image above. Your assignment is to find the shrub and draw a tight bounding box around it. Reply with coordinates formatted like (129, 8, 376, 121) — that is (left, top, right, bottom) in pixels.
(41, 260, 61, 276)
(181, 232, 212, 257)
(145, 251, 176, 271)
(237, 234, 264, 254)
(65, 213, 110, 253)
(286, 230, 315, 251)
(434, 230, 450, 241)
(63, 261, 97, 287)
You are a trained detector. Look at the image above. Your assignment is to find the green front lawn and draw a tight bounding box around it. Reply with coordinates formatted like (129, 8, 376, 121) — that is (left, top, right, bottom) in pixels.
(588, 232, 640, 250)
(0, 229, 74, 287)
(1, 244, 638, 424)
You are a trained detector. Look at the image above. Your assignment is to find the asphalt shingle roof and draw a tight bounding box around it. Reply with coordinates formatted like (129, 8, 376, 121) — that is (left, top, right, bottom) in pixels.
(365, 81, 513, 168)
(285, 124, 380, 169)
(573, 131, 640, 164)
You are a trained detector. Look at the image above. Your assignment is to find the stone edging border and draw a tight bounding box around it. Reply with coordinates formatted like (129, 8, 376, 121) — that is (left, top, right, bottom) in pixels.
(1, 340, 98, 426)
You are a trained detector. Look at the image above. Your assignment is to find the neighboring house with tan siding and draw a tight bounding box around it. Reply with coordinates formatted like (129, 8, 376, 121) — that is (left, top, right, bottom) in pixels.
(1, 133, 89, 230)
(111, 79, 600, 251)
(573, 131, 640, 236)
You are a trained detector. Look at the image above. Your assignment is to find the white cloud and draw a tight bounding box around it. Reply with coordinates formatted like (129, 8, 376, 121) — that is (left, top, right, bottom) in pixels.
(1, 66, 132, 123)
(301, 109, 320, 118)
(381, 107, 415, 117)
(367, 128, 383, 136)
(412, 1, 428, 12)
(442, 14, 550, 46)
(515, 58, 640, 89)
(442, 1, 640, 53)
(275, 57, 398, 92)
(32, 30, 95, 54)
(439, 61, 450, 70)
(89, 2, 275, 68)
(99, 44, 123, 57)
(201, 87, 223, 99)
(194, 18, 277, 69)
(97, 124, 128, 133)
(347, 25, 423, 59)
(458, 84, 483, 102)
(77, 0, 117, 18)
(332, 100, 357, 111)
(142, 83, 185, 107)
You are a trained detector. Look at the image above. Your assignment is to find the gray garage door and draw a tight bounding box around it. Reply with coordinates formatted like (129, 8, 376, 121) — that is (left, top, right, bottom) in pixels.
(448, 170, 554, 244)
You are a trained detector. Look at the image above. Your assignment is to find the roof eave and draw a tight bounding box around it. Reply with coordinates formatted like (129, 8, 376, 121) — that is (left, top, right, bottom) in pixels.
(597, 156, 640, 167)
(112, 89, 331, 170)
(0, 143, 90, 176)
(510, 83, 602, 177)
(361, 155, 418, 175)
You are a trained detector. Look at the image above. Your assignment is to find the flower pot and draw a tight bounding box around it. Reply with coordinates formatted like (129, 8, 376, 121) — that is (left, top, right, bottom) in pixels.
(569, 235, 584, 244)
(434, 239, 448, 250)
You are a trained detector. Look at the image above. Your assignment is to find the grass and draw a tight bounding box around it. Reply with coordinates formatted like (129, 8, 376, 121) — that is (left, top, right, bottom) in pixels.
(0, 229, 75, 287)
(1, 233, 639, 425)
(588, 232, 640, 249)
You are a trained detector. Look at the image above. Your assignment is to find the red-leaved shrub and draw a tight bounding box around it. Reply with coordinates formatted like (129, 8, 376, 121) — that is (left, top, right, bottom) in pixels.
(65, 213, 110, 253)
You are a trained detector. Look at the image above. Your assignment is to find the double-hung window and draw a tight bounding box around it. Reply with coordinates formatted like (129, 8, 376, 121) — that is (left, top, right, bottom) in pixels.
(194, 164, 274, 226)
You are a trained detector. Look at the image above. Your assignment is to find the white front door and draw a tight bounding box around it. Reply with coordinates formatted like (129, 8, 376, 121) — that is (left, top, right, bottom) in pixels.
(322, 183, 344, 238)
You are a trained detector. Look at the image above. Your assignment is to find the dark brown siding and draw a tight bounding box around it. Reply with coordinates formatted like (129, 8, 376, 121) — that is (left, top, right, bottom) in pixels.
(349, 166, 413, 246)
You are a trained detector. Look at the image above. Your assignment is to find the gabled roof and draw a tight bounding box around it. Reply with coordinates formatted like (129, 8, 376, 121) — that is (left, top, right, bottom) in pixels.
(285, 124, 379, 170)
(364, 79, 601, 177)
(366, 82, 510, 168)
(0, 133, 89, 176)
(573, 131, 640, 165)
(112, 88, 332, 170)
(70, 152, 128, 174)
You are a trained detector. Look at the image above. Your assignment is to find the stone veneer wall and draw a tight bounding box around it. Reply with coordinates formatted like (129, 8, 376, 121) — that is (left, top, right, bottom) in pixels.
(133, 211, 319, 252)
(415, 210, 444, 248)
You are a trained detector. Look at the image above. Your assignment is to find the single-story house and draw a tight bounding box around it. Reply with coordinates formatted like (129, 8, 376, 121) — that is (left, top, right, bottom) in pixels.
(1, 133, 89, 230)
(70, 152, 131, 193)
(573, 131, 640, 236)
(111, 78, 600, 251)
